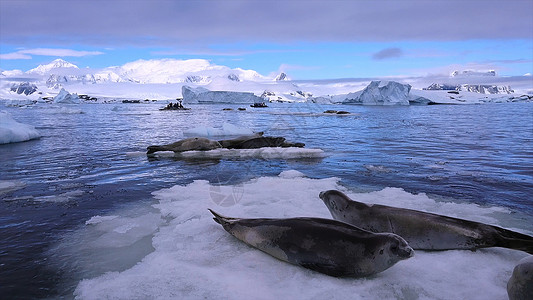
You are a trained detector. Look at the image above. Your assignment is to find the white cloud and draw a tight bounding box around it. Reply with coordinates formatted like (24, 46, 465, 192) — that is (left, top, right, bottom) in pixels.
(19, 48, 104, 57)
(0, 52, 32, 60)
(0, 48, 104, 60)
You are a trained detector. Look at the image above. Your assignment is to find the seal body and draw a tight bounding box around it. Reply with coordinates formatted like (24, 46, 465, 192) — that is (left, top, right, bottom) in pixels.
(508, 255, 533, 300)
(220, 136, 304, 149)
(147, 137, 221, 154)
(319, 190, 533, 253)
(209, 209, 413, 277)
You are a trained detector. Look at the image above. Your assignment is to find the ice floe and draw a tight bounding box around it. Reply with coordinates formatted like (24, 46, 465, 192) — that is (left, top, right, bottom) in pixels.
(0, 110, 41, 144)
(66, 171, 530, 300)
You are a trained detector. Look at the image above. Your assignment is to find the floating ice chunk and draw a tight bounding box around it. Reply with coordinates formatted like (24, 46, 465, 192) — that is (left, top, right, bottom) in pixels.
(343, 81, 411, 105)
(72, 171, 530, 300)
(279, 170, 306, 178)
(53, 88, 81, 104)
(35, 190, 85, 203)
(0, 180, 26, 195)
(183, 122, 254, 137)
(86, 215, 119, 225)
(87, 213, 163, 248)
(0, 110, 41, 144)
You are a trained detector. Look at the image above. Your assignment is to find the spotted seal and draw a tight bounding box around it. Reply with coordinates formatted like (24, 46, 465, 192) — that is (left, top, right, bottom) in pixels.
(146, 137, 221, 154)
(209, 209, 413, 277)
(319, 190, 533, 253)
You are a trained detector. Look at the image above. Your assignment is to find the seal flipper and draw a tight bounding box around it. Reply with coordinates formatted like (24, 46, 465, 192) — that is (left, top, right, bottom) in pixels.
(146, 145, 167, 154)
(299, 261, 349, 277)
(494, 227, 533, 254)
(208, 209, 238, 225)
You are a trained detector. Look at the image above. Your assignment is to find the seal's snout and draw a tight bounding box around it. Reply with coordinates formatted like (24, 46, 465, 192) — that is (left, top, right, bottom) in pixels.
(319, 191, 326, 200)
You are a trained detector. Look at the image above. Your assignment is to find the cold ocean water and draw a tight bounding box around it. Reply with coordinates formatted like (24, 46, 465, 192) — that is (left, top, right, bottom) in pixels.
(0, 101, 532, 299)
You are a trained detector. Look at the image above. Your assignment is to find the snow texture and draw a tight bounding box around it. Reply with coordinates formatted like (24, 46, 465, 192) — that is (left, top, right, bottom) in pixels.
(68, 171, 529, 300)
(0, 110, 41, 144)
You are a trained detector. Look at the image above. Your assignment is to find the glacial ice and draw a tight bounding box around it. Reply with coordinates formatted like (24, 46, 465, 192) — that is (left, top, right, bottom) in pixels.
(53, 88, 81, 104)
(343, 81, 411, 105)
(182, 85, 264, 104)
(0, 110, 41, 144)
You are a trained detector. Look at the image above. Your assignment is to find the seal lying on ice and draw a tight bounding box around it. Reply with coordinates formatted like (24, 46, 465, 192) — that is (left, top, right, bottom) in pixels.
(209, 209, 414, 277)
(147, 134, 305, 154)
(507, 255, 533, 300)
(146, 137, 221, 154)
(218, 133, 304, 149)
(319, 190, 533, 253)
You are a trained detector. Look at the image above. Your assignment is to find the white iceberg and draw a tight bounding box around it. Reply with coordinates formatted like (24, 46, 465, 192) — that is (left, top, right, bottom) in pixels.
(0, 111, 41, 144)
(53, 88, 81, 104)
(182, 85, 264, 104)
(343, 81, 411, 105)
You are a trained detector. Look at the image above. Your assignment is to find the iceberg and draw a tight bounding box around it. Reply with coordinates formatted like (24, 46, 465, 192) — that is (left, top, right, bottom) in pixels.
(0, 111, 41, 144)
(53, 88, 81, 104)
(182, 85, 264, 104)
(342, 81, 411, 105)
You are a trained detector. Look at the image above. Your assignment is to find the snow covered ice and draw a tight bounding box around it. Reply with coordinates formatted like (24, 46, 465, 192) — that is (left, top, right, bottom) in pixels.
(63, 171, 530, 300)
(182, 85, 265, 104)
(0, 110, 41, 144)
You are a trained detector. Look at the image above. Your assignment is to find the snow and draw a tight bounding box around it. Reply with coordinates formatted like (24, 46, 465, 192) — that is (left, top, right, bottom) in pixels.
(0, 110, 41, 144)
(62, 171, 530, 300)
(0, 58, 531, 104)
(183, 123, 255, 137)
(28, 58, 79, 75)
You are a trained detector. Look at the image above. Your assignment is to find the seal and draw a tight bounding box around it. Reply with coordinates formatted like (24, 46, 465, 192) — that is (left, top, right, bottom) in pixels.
(217, 132, 264, 148)
(507, 255, 533, 300)
(209, 209, 414, 277)
(146, 137, 221, 154)
(319, 190, 533, 253)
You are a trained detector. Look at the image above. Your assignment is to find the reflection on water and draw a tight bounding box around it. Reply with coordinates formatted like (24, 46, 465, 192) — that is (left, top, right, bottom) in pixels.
(0, 102, 532, 298)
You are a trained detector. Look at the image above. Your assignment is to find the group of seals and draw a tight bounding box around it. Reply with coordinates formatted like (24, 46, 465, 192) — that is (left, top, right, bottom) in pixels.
(147, 133, 304, 154)
(210, 188, 533, 281)
(209, 209, 413, 277)
(319, 190, 533, 253)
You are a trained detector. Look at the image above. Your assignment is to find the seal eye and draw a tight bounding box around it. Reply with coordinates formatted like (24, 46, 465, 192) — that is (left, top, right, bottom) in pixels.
(390, 245, 399, 254)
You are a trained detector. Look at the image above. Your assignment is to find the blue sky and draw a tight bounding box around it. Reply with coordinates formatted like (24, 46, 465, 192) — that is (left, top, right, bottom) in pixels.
(1, 0, 532, 79)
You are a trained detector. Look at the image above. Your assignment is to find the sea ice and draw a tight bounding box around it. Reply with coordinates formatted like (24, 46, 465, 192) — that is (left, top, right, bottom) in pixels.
(71, 171, 530, 300)
(0, 110, 41, 144)
(0, 180, 26, 195)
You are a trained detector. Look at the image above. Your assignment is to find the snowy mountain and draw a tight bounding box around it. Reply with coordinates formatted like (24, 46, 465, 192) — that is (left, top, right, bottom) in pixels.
(423, 83, 514, 94)
(28, 59, 79, 75)
(0, 58, 530, 104)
